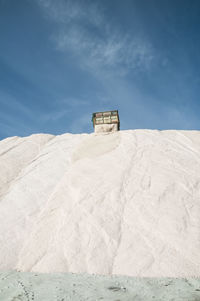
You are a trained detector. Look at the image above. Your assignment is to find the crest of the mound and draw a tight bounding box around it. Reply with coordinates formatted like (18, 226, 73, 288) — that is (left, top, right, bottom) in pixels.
(0, 130, 200, 277)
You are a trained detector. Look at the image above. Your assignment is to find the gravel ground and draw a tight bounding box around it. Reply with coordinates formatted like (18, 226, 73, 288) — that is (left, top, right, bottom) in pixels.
(0, 271, 200, 301)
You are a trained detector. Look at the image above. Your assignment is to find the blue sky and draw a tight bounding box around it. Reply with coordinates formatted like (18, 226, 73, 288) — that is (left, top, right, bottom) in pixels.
(0, 0, 200, 139)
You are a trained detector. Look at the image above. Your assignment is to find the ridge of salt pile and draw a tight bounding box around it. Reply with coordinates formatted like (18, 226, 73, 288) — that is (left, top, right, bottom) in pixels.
(0, 130, 200, 277)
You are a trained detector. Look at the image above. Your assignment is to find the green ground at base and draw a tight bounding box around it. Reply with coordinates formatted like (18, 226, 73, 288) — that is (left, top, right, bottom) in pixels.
(0, 271, 200, 301)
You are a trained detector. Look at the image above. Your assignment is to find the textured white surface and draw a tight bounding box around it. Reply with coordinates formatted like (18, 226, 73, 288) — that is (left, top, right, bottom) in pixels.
(94, 123, 118, 133)
(0, 130, 200, 276)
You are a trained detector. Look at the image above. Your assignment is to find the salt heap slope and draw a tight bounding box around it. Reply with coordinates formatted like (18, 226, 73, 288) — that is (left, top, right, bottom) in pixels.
(0, 130, 200, 277)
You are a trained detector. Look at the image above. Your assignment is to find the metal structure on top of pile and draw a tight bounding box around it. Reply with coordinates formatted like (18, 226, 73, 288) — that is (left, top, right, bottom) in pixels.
(92, 110, 120, 133)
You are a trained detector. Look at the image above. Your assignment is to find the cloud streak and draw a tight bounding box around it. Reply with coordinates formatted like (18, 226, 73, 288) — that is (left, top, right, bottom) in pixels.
(37, 0, 154, 76)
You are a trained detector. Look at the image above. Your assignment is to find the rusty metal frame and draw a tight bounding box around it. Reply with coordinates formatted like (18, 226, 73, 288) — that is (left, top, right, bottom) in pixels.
(92, 110, 120, 130)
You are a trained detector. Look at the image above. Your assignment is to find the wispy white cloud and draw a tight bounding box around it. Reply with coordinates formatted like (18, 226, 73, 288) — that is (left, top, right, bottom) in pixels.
(0, 91, 33, 118)
(41, 109, 70, 122)
(0, 92, 36, 137)
(37, 0, 154, 76)
(41, 97, 89, 122)
(37, 0, 103, 26)
(36, 0, 157, 133)
(69, 112, 91, 133)
(58, 97, 90, 107)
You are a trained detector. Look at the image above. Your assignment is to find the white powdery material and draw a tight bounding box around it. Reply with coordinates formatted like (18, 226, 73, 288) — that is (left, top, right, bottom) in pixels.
(0, 129, 200, 277)
(94, 124, 118, 133)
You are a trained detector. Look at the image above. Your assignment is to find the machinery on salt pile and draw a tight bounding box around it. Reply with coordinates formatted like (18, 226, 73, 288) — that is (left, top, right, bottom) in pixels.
(92, 110, 120, 133)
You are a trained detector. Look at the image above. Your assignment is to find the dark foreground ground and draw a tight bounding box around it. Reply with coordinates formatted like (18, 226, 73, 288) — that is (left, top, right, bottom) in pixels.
(0, 271, 200, 301)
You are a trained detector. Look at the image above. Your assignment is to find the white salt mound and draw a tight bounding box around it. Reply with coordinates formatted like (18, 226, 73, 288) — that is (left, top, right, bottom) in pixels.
(0, 130, 200, 277)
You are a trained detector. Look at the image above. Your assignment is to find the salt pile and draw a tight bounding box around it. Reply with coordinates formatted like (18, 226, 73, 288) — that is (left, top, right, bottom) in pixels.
(0, 130, 200, 277)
